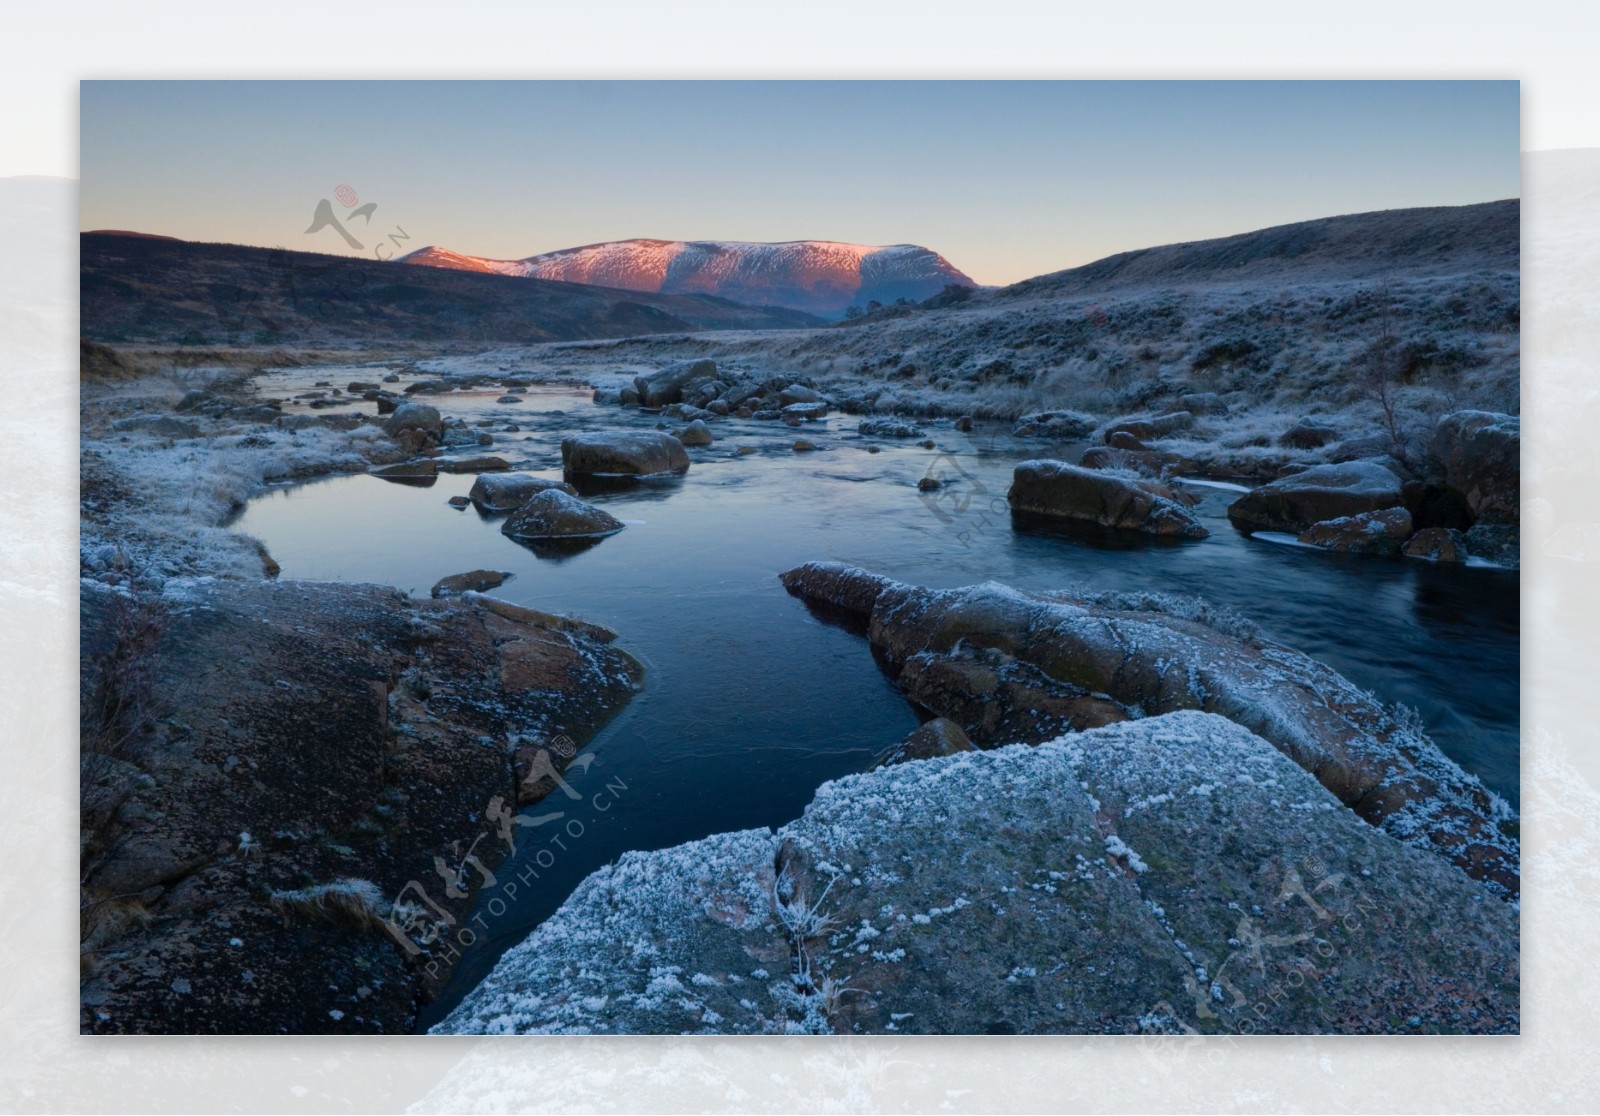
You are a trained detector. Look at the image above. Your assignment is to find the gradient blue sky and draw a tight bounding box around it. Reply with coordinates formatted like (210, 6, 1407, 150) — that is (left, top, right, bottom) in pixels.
(79, 80, 1518, 286)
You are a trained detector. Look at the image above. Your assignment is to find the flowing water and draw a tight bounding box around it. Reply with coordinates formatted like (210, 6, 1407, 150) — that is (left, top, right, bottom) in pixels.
(231, 371, 1519, 1027)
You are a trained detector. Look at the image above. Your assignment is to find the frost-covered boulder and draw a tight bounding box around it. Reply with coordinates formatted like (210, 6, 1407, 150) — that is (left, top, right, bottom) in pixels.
(1008, 460, 1208, 538)
(111, 414, 203, 438)
(1013, 410, 1096, 439)
(1278, 420, 1339, 449)
(381, 401, 442, 440)
(1226, 461, 1403, 534)
(777, 563, 1518, 898)
(1079, 445, 1197, 480)
(1430, 411, 1519, 524)
(778, 384, 823, 406)
(782, 402, 829, 421)
(467, 473, 577, 514)
(1104, 411, 1193, 443)
(633, 359, 716, 408)
(561, 431, 690, 477)
(501, 489, 625, 541)
(436, 711, 1517, 1036)
(1297, 507, 1413, 555)
(858, 418, 923, 439)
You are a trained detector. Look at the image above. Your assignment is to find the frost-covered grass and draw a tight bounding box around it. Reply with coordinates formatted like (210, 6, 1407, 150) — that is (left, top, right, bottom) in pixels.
(426, 271, 1517, 442)
(268, 878, 391, 933)
(80, 374, 394, 587)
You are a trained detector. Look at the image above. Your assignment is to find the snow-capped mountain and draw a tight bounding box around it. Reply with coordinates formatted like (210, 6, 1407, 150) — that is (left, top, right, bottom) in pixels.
(398, 239, 975, 318)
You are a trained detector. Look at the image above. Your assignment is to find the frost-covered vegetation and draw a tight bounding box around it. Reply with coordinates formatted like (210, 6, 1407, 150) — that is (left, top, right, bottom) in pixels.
(80, 371, 397, 587)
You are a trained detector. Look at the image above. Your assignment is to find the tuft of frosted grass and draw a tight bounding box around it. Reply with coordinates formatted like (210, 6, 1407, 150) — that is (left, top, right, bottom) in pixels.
(268, 878, 394, 933)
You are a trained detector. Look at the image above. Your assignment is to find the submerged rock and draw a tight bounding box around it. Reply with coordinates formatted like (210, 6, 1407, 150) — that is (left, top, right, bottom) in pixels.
(1013, 410, 1096, 439)
(561, 431, 690, 477)
(1226, 461, 1403, 533)
(437, 710, 1517, 1036)
(1297, 507, 1413, 555)
(1008, 460, 1208, 538)
(468, 473, 577, 514)
(776, 562, 1518, 898)
(501, 489, 625, 540)
(431, 569, 511, 597)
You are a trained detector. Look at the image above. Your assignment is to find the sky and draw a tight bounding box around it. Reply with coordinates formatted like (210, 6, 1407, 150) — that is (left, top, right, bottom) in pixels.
(78, 80, 1519, 286)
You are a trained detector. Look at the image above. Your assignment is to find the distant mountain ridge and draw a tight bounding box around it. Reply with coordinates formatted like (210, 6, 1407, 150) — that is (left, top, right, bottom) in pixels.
(79, 233, 821, 346)
(399, 238, 975, 318)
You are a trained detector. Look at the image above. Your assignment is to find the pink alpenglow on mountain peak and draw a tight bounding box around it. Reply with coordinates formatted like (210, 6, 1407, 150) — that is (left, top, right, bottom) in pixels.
(398, 238, 975, 318)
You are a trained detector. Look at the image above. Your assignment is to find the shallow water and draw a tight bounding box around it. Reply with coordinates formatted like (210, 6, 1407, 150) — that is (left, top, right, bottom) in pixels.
(231, 373, 1519, 1027)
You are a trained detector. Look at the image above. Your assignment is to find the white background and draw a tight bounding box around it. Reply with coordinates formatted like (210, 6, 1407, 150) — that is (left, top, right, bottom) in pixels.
(3, 2, 1597, 1111)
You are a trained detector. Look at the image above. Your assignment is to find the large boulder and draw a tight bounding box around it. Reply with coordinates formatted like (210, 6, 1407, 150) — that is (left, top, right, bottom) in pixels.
(561, 432, 690, 477)
(1297, 507, 1414, 555)
(777, 563, 1519, 898)
(501, 489, 625, 540)
(437, 710, 1518, 1035)
(1226, 461, 1403, 533)
(79, 578, 640, 1035)
(381, 402, 442, 440)
(1013, 410, 1096, 439)
(1008, 460, 1208, 538)
(1104, 411, 1193, 443)
(858, 418, 923, 439)
(633, 359, 717, 409)
(782, 402, 829, 421)
(1278, 420, 1339, 449)
(778, 384, 822, 406)
(468, 473, 577, 514)
(1430, 411, 1519, 524)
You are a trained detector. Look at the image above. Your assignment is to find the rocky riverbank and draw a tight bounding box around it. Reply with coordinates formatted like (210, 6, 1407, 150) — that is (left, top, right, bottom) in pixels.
(79, 373, 642, 1033)
(437, 710, 1518, 1036)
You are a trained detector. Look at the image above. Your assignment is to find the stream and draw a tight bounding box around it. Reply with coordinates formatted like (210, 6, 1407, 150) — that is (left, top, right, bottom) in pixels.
(230, 369, 1520, 1028)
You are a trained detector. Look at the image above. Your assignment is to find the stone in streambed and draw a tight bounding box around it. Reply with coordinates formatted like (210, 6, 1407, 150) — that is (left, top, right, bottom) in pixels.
(501, 489, 625, 541)
(1008, 460, 1207, 537)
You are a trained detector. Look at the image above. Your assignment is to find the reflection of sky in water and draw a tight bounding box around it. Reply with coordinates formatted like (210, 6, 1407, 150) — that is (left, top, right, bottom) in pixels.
(231, 373, 1520, 1022)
